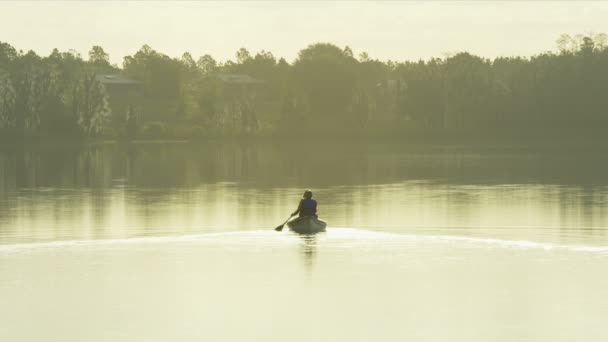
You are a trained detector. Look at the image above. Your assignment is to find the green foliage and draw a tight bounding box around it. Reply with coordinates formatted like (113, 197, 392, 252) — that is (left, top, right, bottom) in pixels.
(180, 52, 197, 71)
(189, 125, 207, 138)
(289, 43, 358, 121)
(0, 72, 16, 128)
(72, 73, 111, 135)
(126, 106, 138, 139)
(88, 46, 112, 72)
(141, 121, 167, 138)
(197, 76, 220, 120)
(197, 55, 217, 75)
(236, 48, 252, 64)
(123, 45, 182, 101)
(2, 33, 608, 141)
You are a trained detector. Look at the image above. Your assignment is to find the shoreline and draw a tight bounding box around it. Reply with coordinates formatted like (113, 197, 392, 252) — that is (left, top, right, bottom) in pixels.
(2, 134, 608, 147)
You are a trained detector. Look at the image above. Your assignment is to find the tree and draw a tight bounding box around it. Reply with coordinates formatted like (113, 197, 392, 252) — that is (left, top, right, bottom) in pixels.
(594, 33, 608, 50)
(126, 105, 137, 138)
(197, 76, 219, 121)
(88, 45, 110, 68)
(197, 54, 217, 75)
(343, 46, 354, 58)
(123, 44, 182, 100)
(579, 36, 595, 56)
(557, 34, 576, 54)
(0, 72, 15, 128)
(236, 48, 252, 64)
(290, 43, 358, 122)
(9, 51, 46, 136)
(359, 52, 370, 62)
(4, 32, 608, 141)
(28, 68, 61, 131)
(181, 52, 197, 71)
(0, 42, 19, 67)
(72, 73, 111, 135)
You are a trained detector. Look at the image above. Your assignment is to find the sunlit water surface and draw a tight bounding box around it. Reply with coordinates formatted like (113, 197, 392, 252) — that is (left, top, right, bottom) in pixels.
(1, 143, 608, 341)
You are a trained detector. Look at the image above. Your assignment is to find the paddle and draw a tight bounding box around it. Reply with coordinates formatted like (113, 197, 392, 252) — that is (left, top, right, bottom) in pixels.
(274, 214, 295, 231)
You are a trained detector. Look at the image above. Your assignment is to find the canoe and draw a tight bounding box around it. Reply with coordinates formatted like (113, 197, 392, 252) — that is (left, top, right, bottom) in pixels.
(287, 216, 327, 234)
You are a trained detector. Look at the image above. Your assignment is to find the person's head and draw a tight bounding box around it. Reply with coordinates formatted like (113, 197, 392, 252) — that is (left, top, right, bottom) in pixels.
(303, 189, 313, 199)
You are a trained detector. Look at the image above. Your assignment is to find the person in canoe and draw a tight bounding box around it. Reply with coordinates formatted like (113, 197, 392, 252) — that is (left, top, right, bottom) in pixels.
(292, 189, 318, 218)
(275, 189, 326, 232)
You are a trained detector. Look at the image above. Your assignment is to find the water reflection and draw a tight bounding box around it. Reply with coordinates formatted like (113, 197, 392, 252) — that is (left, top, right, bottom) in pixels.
(3, 143, 608, 342)
(297, 234, 319, 272)
(1, 142, 608, 245)
(2, 142, 608, 190)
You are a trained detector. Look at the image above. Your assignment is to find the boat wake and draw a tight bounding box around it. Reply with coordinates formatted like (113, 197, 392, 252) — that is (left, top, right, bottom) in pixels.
(1, 228, 608, 254)
(0, 231, 280, 253)
(326, 228, 608, 254)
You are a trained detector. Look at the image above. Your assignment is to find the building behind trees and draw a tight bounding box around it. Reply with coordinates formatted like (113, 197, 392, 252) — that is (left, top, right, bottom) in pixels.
(1, 34, 608, 141)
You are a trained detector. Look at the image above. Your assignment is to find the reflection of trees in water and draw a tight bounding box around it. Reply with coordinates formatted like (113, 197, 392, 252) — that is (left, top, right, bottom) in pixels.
(0, 144, 112, 189)
(3, 143, 608, 190)
(3, 143, 608, 241)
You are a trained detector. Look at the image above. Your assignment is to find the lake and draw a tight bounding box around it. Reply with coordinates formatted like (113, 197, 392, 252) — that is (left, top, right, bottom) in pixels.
(1, 142, 608, 342)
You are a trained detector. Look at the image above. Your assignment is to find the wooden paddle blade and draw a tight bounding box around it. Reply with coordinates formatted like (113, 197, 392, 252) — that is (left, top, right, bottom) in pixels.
(275, 225, 284, 231)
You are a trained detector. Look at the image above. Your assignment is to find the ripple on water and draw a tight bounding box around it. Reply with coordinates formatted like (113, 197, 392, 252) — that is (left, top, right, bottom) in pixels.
(1, 228, 608, 255)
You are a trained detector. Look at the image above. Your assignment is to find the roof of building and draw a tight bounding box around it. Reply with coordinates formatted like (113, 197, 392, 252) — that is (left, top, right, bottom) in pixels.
(217, 74, 263, 84)
(95, 74, 142, 85)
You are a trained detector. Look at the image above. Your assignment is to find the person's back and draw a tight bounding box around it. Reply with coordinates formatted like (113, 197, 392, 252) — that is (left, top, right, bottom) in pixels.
(292, 190, 318, 217)
(299, 198, 317, 217)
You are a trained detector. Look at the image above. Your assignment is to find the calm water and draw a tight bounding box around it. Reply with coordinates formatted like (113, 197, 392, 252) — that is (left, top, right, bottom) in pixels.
(1, 142, 608, 341)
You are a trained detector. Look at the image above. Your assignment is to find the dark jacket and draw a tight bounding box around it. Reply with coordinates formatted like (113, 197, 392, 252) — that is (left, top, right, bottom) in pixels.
(293, 198, 317, 217)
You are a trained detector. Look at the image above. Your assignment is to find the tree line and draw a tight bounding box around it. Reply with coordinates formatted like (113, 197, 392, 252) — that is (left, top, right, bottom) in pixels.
(1, 33, 607, 141)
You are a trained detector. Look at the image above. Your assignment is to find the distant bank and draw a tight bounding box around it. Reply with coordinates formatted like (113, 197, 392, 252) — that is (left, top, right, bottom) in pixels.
(1, 34, 607, 143)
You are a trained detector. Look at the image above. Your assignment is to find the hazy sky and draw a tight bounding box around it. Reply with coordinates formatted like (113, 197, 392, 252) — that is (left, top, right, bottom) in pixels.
(2, 1, 608, 65)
